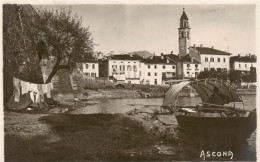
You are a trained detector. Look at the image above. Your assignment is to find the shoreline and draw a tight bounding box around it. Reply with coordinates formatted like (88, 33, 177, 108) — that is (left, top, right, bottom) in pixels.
(4, 111, 182, 161)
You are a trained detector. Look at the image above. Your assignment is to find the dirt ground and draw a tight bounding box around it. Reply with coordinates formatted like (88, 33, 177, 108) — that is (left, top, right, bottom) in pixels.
(4, 112, 181, 161)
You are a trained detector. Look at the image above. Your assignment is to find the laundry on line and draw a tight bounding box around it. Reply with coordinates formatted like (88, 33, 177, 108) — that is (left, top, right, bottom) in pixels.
(13, 77, 53, 102)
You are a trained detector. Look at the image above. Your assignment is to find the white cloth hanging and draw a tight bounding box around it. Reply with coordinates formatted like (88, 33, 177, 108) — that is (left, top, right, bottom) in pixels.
(21, 80, 30, 95)
(13, 77, 21, 102)
(29, 83, 39, 102)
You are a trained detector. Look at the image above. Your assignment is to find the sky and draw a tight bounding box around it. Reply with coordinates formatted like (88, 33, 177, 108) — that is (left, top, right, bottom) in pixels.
(34, 4, 256, 56)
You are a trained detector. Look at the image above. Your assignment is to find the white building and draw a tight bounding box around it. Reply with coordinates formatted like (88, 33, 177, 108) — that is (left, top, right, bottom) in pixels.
(230, 54, 257, 72)
(106, 54, 177, 85)
(107, 55, 142, 84)
(82, 62, 99, 77)
(182, 57, 201, 78)
(189, 46, 231, 72)
(140, 55, 176, 85)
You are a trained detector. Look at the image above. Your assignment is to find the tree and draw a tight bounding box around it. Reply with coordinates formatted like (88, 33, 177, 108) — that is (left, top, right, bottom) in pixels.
(197, 71, 210, 79)
(229, 70, 241, 83)
(250, 67, 256, 82)
(198, 69, 228, 81)
(35, 7, 94, 83)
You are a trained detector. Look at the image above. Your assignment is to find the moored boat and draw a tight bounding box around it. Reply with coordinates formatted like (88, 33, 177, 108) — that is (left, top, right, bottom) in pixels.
(162, 79, 256, 141)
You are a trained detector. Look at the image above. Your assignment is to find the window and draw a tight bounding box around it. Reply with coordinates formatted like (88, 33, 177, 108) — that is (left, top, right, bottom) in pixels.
(148, 72, 150, 76)
(162, 72, 166, 78)
(181, 31, 184, 37)
(85, 64, 89, 69)
(91, 73, 96, 77)
(155, 79, 157, 85)
(155, 72, 157, 76)
(133, 65, 137, 72)
(148, 65, 150, 69)
(187, 71, 190, 74)
(204, 68, 208, 71)
(251, 64, 253, 67)
(239, 64, 241, 68)
(85, 73, 90, 76)
(163, 65, 165, 69)
(120, 65, 125, 71)
(154, 65, 157, 69)
(187, 64, 190, 67)
(112, 65, 117, 71)
(195, 64, 198, 68)
(127, 65, 131, 71)
(172, 66, 175, 69)
(223, 58, 226, 62)
(210, 58, 214, 62)
(205, 57, 208, 62)
(139, 71, 141, 76)
(218, 58, 220, 62)
(92, 64, 95, 69)
(217, 68, 221, 72)
(245, 64, 247, 68)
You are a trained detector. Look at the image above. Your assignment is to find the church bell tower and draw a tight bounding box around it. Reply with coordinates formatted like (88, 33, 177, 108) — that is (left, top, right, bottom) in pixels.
(178, 8, 191, 58)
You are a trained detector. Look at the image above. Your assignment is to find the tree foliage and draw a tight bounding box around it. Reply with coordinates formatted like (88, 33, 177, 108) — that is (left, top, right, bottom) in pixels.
(35, 7, 94, 83)
(197, 70, 228, 81)
(229, 70, 241, 83)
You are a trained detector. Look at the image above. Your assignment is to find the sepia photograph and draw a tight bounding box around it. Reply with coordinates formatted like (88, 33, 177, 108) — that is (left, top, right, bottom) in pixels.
(2, 1, 258, 161)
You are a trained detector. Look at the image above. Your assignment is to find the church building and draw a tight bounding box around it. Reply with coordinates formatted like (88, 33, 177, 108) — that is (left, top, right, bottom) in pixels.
(178, 8, 231, 74)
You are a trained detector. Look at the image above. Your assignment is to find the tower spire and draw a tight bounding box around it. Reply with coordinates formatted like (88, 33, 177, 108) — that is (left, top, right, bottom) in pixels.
(178, 8, 191, 57)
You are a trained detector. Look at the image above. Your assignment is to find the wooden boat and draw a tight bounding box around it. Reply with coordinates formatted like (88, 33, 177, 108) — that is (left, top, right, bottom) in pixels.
(162, 79, 256, 141)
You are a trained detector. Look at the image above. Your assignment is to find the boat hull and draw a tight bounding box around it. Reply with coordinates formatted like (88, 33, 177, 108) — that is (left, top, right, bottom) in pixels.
(175, 113, 256, 141)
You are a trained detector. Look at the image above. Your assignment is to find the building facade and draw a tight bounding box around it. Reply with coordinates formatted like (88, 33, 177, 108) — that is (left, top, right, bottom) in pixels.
(230, 54, 257, 72)
(182, 56, 201, 78)
(107, 55, 142, 84)
(140, 55, 176, 85)
(189, 46, 230, 72)
(82, 62, 99, 77)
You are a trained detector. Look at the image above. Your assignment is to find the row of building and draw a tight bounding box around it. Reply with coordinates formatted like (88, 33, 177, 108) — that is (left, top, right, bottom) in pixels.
(81, 8, 257, 85)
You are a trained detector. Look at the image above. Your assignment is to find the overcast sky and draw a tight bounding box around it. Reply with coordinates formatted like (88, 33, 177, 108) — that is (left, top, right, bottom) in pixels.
(34, 4, 256, 56)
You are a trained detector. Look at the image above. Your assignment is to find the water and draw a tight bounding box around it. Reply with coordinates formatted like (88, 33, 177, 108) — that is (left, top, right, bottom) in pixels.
(69, 95, 256, 161)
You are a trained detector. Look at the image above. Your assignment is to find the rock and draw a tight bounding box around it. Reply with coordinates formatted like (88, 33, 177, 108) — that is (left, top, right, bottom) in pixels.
(61, 108, 69, 113)
(48, 108, 61, 113)
(156, 115, 177, 126)
(135, 108, 154, 114)
(48, 107, 69, 113)
(6, 93, 33, 110)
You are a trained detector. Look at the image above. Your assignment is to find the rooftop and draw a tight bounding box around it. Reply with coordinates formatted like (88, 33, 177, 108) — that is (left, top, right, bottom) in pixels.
(109, 54, 143, 60)
(190, 46, 231, 55)
(180, 9, 189, 21)
(141, 56, 175, 64)
(182, 55, 201, 64)
(230, 54, 256, 63)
